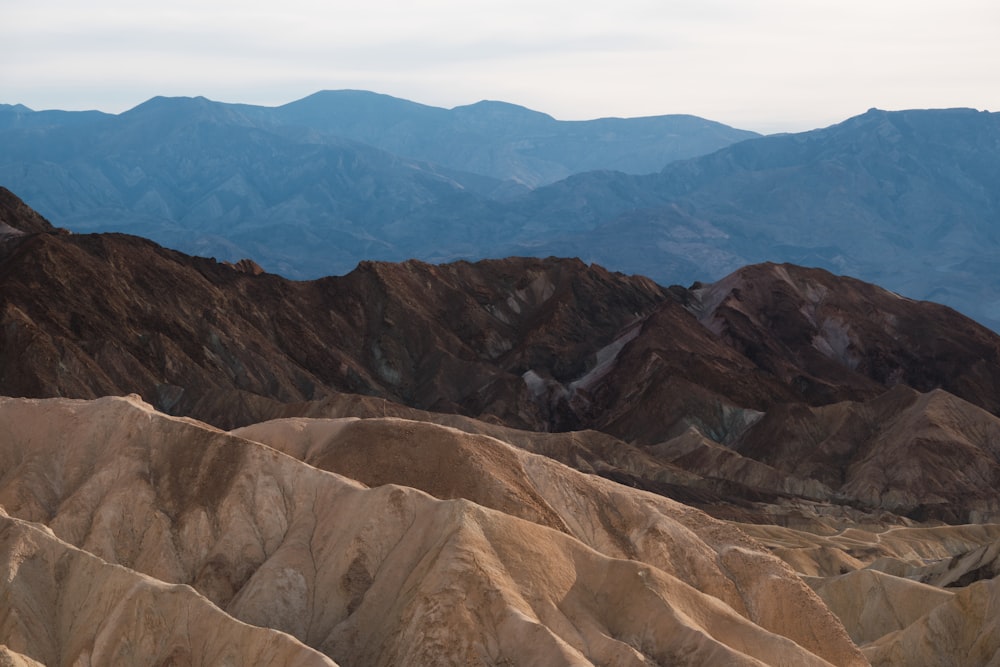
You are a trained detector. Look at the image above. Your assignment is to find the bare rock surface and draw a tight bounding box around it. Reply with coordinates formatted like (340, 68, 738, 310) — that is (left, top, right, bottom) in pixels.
(0, 207, 668, 433)
(0, 186, 58, 235)
(742, 520, 1000, 662)
(0, 512, 336, 666)
(233, 415, 865, 665)
(691, 262, 1000, 414)
(809, 569, 954, 645)
(733, 385, 1000, 522)
(0, 646, 45, 667)
(0, 395, 866, 666)
(862, 577, 1000, 667)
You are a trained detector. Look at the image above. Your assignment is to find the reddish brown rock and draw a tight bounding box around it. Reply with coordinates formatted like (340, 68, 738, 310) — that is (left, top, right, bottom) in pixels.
(691, 262, 1000, 413)
(4, 189, 1000, 525)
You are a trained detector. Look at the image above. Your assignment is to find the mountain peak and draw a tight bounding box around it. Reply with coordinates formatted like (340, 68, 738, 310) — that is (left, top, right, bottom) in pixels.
(122, 95, 241, 121)
(127, 94, 214, 111)
(119, 95, 258, 129)
(451, 99, 555, 123)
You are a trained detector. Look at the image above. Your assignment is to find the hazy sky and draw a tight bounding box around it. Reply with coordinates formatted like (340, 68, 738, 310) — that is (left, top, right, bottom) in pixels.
(4, 0, 999, 133)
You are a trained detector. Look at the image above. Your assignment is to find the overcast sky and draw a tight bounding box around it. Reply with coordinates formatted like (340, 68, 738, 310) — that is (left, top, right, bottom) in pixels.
(4, 0, 999, 133)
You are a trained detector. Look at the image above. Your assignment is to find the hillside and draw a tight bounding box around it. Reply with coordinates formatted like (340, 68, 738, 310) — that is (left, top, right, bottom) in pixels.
(5, 189, 1000, 663)
(0, 394, 873, 666)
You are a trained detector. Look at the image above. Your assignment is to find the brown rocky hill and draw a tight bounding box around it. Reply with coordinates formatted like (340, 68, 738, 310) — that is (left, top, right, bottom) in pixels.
(690, 262, 1000, 413)
(0, 208, 667, 431)
(0, 185, 59, 236)
(5, 187, 1000, 523)
(3, 187, 1000, 435)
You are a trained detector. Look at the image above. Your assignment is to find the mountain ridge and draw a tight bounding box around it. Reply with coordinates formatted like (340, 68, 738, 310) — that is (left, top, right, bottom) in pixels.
(510, 106, 1000, 330)
(3, 188, 1000, 525)
(3, 96, 997, 329)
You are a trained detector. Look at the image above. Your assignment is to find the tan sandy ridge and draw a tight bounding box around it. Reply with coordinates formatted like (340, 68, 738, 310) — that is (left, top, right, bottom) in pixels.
(0, 395, 865, 666)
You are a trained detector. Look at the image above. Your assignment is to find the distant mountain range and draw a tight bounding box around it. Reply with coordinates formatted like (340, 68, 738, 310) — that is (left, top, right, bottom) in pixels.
(528, 107, 1000, 331)
(0, 91, 756, 278)
(1, 93, 999, 330)
(1, 90, 758, 188)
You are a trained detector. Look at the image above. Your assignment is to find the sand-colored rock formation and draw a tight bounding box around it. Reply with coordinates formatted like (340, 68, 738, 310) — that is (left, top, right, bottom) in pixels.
(863, 577, 1000, 666)
(0, 395, 867, 666)
(809, 569, 954, 645)
(740, 519, 1000, 663)
(0, 513, 336, 666)
(0, 646, 46, 667)
(232, 415, 867, 665)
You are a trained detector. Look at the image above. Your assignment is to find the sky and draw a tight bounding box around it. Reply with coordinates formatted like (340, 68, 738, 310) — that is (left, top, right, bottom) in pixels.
(4, 0, 999, 133)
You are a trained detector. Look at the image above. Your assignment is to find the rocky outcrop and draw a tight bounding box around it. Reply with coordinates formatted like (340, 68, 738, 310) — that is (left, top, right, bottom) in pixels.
(232, 415, 861, 664)
(810, 569, 954, 645)
(0, 186, 58, 235)
(863, 577, 1000, 666)
(740, 521, 1000, 665)
(732, 385, 1000, 522)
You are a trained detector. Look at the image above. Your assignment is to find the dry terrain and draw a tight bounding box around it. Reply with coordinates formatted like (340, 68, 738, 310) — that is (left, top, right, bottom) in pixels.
(3, 187, 1000, 664)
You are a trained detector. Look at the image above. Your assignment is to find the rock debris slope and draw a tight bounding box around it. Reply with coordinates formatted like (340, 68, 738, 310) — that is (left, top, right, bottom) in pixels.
(0, 395, 867, 666)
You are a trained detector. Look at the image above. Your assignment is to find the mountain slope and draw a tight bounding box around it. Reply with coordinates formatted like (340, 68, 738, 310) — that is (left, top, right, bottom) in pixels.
(0, 394, 866, 666)
(5, 191, 1000, 430)
(862, 577, 1000, 666)
(0, 221, 668, 431)
(520, 107, 1000, 329)
(0, 97, 517, 278)
(4, 100, 997, 331)
(0, 513, 336, 666)
(0, 184, 59, 235)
